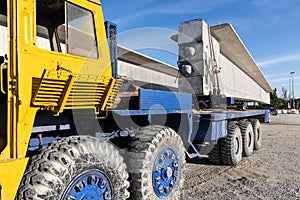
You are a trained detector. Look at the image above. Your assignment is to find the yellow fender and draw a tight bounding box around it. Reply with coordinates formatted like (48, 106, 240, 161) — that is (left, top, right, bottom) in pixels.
(0, 158, 28, 200)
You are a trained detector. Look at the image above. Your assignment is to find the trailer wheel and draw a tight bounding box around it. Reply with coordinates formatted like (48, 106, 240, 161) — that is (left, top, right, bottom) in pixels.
(125, 125, 185, 200)
(250, 119, 262, 150)
(221, 122, 243, 166)
(239, 120, 254, 157)
(208, 140, 223, 164)
(17, 136, 130, 200)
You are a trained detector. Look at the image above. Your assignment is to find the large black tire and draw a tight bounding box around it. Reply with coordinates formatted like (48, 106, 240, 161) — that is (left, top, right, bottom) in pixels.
(250, 119, 262, 150)
(124, 125, 185, 200)
(17, 136, 130, 200)
(221, 122, 243, 166)
(239, 120, 254, 157)
(208, 140, 223, 164)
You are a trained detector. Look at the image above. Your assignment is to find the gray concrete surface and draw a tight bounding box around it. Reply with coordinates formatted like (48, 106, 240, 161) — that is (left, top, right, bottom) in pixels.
(182, 114, 300, 199)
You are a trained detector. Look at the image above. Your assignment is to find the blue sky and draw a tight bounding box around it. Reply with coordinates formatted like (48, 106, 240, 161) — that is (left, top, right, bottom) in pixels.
(102, 0, 300, 98)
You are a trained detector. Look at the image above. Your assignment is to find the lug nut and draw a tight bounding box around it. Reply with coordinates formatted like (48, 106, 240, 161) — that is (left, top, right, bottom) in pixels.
(173, 161, 178, 167)
(158, 185, 164, 193)
(164, 186, 170, 194)
(169, 180, 175, 187)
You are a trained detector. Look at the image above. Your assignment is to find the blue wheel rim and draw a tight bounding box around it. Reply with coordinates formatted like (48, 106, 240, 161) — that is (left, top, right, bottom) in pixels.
(248, 131, 252, 147)
(152, 147, 180, 198)
(235, 137, 240, 155)
(63, 169, 113, 200)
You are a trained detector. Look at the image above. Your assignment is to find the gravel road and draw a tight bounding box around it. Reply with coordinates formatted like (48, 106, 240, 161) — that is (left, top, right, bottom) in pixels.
(182, 114, 300, 200)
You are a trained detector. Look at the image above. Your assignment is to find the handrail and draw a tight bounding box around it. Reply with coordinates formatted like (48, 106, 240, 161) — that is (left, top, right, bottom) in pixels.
(0, 63, 7, 94)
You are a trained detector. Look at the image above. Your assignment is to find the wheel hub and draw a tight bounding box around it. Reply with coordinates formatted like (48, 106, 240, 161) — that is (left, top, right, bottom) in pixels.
(63, 169, 113, 200)
(235, 137, 240, 155)
(256, 128, 260, 141)
(153, 147, 180, 198)
(248, 131, 252, 147)
(165, 167, 173, 179)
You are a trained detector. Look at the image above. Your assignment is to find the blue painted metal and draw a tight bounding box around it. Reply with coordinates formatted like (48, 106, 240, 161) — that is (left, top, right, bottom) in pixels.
(112, 89, 198, 158)
(194, 110, 269, 142)
(63, 169, 113, 200)
(228, 97, 235, 105)
(114, 89, 192, 116)
(105, 21, 118, 79)
(264, 110, 270, 123)
(193, 116, 227, 142)
(186, 111, 199, 158)
(208, 110, 268, 121)
(152, 147, 180, 198)
(113, 89, 269, 158)
(113, 109, 192, 116)
(139, 89, 192, 110)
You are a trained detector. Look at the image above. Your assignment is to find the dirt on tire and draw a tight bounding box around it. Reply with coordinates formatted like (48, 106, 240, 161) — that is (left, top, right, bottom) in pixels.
(181, 114, 300, 200)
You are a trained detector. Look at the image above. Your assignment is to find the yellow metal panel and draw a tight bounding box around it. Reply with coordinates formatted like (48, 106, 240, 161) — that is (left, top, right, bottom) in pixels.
(100, 78, 115, 111)
(55, 75, 76, 114)
(13, 0, 114, 158)
(0, 158, 28, 200)
(31, 69, 117, 114)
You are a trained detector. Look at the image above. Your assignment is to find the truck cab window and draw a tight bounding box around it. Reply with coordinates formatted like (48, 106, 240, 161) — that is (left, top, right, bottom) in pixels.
(66, 3, 98, 59)
(36, 25, 51, 50)
(36, 0, 98, 59)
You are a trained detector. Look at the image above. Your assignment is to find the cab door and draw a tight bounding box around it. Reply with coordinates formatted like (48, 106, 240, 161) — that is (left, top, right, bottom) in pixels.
(15, 0, 113, 158)
(0, 0, 9, 158)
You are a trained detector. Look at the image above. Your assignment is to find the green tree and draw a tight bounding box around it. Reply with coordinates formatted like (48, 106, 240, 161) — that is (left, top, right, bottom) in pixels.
(270, 88, 281, 108)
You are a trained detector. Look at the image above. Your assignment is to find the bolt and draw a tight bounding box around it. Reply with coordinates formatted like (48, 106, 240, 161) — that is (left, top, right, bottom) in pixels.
(164, 151, 170, 158)
(158, 185, 164, 193)
(169, 180, 175, 187)
(159, 155, 166, 163)
(174, 171, 178, 178)
(100, 180, 107, 189)
(104, 191, 111, 199)
(171, 153, 176, 160)
(164, 186, 170, 194)
(155, 176, 160, 184)
(173, 161, 178, 168)
(156, 165, 162, 172)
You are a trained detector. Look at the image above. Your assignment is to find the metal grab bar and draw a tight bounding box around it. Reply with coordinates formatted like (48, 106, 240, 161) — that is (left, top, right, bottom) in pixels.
(0, 63, 7, 94)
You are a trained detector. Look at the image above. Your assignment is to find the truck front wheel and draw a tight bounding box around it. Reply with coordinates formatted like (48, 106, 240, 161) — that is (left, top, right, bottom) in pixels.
(125, 125, 186, 200)
(17, 136, 130, 200)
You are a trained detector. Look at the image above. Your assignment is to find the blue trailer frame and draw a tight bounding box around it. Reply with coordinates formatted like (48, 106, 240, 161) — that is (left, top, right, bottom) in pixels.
(112, 88, 270, 158)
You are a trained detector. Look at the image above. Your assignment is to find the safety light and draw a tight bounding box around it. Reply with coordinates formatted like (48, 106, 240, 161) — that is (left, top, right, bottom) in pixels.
(184, 47, 196, 57)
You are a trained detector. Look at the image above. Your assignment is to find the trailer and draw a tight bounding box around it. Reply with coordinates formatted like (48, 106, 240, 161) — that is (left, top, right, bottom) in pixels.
(0, 1, 271, 199)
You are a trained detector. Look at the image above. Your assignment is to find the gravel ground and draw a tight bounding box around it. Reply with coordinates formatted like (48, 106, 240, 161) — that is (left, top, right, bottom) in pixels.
(182, 114, 300, 200)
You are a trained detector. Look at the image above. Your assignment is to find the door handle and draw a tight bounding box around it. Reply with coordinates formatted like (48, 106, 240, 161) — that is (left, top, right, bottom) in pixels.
(0, 63, 7, 94)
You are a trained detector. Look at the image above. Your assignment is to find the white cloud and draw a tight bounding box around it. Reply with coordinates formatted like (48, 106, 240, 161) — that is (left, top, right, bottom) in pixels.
(268, 76, 300, 84)
(113, 0, 238, 26)
(258, 54, 300, 67)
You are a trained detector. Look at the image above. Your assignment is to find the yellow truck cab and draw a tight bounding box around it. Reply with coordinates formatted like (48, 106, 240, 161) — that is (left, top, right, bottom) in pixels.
(0, 0, 125, 199)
